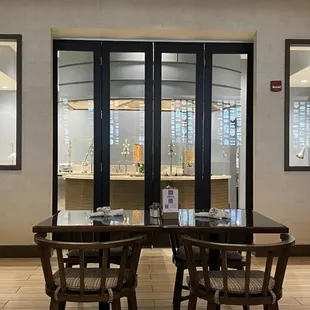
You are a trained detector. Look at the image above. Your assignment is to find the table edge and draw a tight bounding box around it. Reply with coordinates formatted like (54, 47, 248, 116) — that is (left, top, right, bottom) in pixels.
(33, 226, 289, 234)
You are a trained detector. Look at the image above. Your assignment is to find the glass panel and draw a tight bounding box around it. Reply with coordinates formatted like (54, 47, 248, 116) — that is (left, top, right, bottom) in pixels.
(110, 52, 145, 210)
(57, 51, 94, 211)
(0, 39, 17, 166)
(161, 53, 196, 209)
(289, 45, 310, 167)
(211, 54, 247, 209)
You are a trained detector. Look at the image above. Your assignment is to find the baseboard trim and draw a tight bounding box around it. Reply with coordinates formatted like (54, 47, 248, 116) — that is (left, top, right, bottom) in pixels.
(255, 245, 310, 257)
(0, 245, 40, 258)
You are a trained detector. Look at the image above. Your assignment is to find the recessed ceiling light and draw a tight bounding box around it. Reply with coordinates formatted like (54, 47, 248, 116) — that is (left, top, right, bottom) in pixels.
(301, 80, 308, 84)
(1, 86, 8, 89)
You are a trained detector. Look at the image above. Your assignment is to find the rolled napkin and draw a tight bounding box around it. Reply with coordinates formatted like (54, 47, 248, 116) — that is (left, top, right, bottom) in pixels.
(195, 207, 231, 219)
(107, 209, 124, 217)
(96, 206, 111, 212)
(90, 208, 124, 218)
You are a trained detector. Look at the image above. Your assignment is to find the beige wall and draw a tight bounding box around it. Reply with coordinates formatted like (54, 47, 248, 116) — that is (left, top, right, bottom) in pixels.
(0, 0, 310, 245)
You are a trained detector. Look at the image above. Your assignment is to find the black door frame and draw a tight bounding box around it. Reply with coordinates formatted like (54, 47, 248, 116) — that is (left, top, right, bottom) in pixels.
(204, 43, 254, 210)
(53, 40, 254, 215)
(153, 43, 204, 209)
(52, 40, 102, 214)
(101, 42, 154, 209)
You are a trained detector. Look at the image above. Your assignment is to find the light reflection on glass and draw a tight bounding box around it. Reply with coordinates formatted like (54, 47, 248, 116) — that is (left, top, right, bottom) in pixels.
(122, 210, 144, 226)
(178, 209, 246, 228)
(57, 210, 90, 226)
(179, 209, 195, 226)
(133, 210, 142, 224)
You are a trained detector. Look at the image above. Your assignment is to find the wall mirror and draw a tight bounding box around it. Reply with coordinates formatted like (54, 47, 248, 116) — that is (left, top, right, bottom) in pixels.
(0, 35, 21, 170)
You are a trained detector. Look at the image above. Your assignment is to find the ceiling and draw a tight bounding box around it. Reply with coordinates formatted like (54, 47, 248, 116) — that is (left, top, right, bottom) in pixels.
(0, 41, 17, 91)
(291, 46, 310, 51)
(290, 47, 310, 88)
(0, 71, 16, 91)
(290, 65, 310, 88)
(0, 41, 16, 52)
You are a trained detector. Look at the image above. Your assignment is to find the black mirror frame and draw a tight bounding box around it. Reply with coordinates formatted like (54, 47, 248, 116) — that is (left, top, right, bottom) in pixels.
(0, 34, 22, 170)
(285, 39, 310, 171)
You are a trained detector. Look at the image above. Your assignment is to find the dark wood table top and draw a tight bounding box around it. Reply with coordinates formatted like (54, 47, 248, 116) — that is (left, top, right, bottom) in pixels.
(33, 210, 161, 233)
(33, 209, 288, 234)
(162, 209, 289, 233)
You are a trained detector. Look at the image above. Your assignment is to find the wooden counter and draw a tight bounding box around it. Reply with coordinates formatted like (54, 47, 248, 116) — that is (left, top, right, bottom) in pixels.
(62, 174, 231, 210)
(63, 174, 230, 181)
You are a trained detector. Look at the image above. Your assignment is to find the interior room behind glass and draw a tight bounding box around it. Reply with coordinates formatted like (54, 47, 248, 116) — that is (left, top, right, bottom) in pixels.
(57, 48, 249, 211)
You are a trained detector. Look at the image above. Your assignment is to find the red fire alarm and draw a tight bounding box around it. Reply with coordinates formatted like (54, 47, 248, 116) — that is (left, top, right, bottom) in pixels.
(270, 81, 282, 92)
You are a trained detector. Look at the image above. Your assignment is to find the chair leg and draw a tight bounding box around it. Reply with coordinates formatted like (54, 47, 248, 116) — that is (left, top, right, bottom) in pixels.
(243, 306, 250, 310)
(59, 302, 66, 310)
(207, 302, 217, 310)
(173, 266, 184, 309)
(188, 295, 197, 310)
(112, 299, 122, 310)
(128, 291, 138, 310)
(49, 298, 60, 310)
(267, 302, 279, 310)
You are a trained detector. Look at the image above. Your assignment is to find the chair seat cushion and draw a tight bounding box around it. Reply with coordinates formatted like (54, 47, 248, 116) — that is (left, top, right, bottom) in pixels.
(176, 246, 209, 260)
(226, 251, 244, 261)
(175, 246, 243, 261)
(67, 247, 132, 258)
(53, 268, 135, 292)
(188, 270, 275, 295)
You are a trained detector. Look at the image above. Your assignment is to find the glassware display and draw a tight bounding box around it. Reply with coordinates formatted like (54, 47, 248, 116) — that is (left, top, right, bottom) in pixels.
(121, 139, 130, 174)
(168, 142, 176, 176)
(184, 149, 195, 165)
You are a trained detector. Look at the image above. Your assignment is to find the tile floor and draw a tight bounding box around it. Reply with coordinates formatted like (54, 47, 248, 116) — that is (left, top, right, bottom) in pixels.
(0, 248, 308, 309)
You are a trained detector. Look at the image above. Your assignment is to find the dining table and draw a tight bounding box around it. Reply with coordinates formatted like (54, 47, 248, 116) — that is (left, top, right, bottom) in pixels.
(33, 208, 289, 310)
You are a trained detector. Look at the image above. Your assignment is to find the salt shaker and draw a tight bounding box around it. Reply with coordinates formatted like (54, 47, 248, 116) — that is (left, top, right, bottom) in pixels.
(149, 202, 161, 218)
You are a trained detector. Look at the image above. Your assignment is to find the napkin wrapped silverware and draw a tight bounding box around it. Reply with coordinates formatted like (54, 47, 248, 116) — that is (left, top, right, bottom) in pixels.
(195, 207, 231, 219)
(196, 217, 231, 226)
(90, 208, 124, 218)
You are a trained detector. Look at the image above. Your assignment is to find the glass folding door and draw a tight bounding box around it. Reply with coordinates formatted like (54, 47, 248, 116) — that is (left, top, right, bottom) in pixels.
(53, 40, 254, 215)
(53, 41, 101, 213)
(205, 43, 253, 210)
(101, 43, 153, 210)
(154, 43, 204, 209)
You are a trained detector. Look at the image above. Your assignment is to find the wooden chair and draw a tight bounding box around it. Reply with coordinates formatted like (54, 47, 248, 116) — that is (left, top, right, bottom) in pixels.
(64, 247, 132, 267)
(181, 234, 295, 310)
(169, 233, 246, 310)
(64, 233, 133, 268)
(34, 233, 146, 310)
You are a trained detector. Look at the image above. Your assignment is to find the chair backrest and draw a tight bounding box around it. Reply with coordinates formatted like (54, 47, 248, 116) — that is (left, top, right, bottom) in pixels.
(169, 233, 182, 257)
(181, 234, 295, 300)
(169, 233, 204, 257)
(34, 233, 146, 296)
